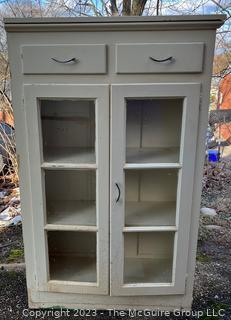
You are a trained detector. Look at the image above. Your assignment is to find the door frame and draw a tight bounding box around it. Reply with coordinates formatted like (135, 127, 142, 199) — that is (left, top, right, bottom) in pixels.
(23, 84, 109, 295)
(110, 83, 200, 296)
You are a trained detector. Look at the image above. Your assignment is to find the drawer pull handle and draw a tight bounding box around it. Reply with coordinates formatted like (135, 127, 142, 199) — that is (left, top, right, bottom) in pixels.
(149, 56, 173, 63)
(51, 57, 78, 64)
(115, 183, 121, 203)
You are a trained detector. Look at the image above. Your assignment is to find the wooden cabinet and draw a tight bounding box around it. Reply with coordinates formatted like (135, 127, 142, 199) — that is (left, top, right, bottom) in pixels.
(5, 15, 224, 310)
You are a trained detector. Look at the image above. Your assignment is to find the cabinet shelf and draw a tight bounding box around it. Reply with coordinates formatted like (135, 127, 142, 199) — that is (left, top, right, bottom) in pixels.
(125, 201, 176, 227)
(42, 147, 96, 168)
(124, 258, 173, 284)
(49, 256, 96, 282)
(46, 200, 96, 227)
(124, 226, 177, 232)
(45, 224, 97, 232)
(126, 147, 180, 164)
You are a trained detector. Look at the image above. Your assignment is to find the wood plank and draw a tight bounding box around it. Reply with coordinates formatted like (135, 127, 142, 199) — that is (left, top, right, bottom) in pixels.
(45, 225, 97, 232)
(42, 163, 97, 170)
(124, 226, 177, 232)
(124, 163, 181, 169)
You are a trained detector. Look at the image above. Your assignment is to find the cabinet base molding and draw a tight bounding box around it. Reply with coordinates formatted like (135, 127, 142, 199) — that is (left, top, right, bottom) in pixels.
(29, 290, 192, 311)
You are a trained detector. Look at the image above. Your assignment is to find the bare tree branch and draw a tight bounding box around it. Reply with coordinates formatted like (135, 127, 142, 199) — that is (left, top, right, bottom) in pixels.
(211, 0, 231, 18)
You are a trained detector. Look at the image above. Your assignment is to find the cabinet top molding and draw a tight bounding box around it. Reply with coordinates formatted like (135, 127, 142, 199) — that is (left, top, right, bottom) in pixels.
(4, 15, 225, 32)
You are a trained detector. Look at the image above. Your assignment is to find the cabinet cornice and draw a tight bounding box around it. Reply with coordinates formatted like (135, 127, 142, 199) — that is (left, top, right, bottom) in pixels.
(4, 15, 225, 32)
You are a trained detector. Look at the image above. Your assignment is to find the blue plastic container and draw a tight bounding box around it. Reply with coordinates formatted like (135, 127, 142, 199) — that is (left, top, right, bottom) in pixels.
(207, 149, 220, 162)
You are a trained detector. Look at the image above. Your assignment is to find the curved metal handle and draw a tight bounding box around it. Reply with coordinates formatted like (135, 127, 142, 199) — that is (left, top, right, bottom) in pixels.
(115, 183, 121, 203)
(149, 56, 173, 63)
(51, 57, 78, 64)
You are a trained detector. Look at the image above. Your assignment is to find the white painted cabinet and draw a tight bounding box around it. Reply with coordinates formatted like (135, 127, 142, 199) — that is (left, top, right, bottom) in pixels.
(5, 15, 224, 310)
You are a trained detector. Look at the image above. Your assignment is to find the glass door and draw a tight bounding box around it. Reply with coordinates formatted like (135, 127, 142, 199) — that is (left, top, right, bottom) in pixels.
(24, 84, 109, 295)
(111, 83, 200, 296)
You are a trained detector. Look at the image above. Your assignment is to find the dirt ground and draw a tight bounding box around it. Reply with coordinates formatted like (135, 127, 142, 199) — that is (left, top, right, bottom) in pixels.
(0, 160, 230, 320)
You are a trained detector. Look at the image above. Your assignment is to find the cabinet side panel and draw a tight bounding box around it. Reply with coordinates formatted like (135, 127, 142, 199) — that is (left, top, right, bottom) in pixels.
(6, 33, 38, 291)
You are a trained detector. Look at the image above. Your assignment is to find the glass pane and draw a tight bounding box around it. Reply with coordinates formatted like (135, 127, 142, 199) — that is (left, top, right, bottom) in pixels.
(126, 99, 183, 163)
(125, 169, 177, 227)
(124, 232, 174, 284)
(45, 170, 96, 226)
(41, 99, 95, 164)
(48, 231, 96, 282)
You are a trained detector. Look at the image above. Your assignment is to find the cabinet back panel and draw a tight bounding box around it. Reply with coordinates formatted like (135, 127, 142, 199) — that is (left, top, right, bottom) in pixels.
(126, 99, 182, 149)
(48, 231, 96, 255)
(41, 100, 95, 148)
(125, 170, 178, 202)
(45, 170, 96, 201)
(48, 231, 97, 283)
(124, 232, 174, 259)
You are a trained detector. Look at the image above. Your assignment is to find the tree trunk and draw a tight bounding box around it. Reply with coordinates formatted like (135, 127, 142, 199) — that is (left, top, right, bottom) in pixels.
(131, 0, 147, 15)
(122, 0, 131, 16)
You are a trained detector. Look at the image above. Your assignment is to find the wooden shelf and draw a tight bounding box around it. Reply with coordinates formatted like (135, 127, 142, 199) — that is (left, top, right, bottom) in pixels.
(125, 201, 176, 227)
(42, 147, 96, 168)
(126, 147, 180, 164)
(49, 256, 96, 282)
(124, 257, 173, 283)
(124, 226, 177, 232)
(124, 163, 181, 169)
(46, 200, 96, 227)
(45, 224, 97, 232)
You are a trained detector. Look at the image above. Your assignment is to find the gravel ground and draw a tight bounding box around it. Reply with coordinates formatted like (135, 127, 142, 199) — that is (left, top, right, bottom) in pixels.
(0, 161, 230, 320)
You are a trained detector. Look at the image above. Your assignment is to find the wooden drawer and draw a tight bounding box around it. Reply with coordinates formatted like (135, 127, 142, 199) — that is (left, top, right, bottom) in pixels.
(21, 44, 106, 74)
(116, 43, 204, 73)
